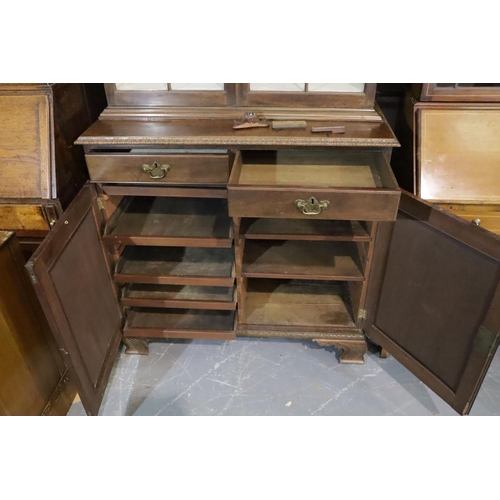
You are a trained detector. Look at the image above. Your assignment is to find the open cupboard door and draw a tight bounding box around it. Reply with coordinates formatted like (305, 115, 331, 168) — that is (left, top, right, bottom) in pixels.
(26, 184, 122, 416)
(364, 192, 500, 414)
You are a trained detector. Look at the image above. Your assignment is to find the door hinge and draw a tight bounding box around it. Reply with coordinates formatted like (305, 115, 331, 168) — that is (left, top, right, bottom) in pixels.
(473, 326, 499, 356)
(97, 197, 105, 210)
(25, 261, 38, 284)
(358, 309, 367, 320)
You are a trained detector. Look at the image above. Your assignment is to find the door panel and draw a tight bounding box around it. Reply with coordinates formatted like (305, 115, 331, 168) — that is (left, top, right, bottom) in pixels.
(27, 184, 122, 415)
(365, 192, 500, 414)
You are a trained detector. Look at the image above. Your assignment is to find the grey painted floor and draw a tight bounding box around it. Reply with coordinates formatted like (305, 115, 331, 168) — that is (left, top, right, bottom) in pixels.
(68, 338, 500, 416)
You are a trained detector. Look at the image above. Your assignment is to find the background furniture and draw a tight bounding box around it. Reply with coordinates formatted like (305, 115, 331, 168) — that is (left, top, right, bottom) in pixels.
(0, 231, 75, 415)
(0, 83, 106, 258)
(391, 83, 500, 235)
(26, 83, 500, 416)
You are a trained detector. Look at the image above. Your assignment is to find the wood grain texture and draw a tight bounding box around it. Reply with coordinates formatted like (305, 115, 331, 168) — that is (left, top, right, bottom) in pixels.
(104, 196, 232, 247)
(27, 185, 122, 416)
(242, 240, 364, 281)
(86, 153, 229, 185)
(76, 118, 399, 148)
(365, 193, 500, 415)
(418, 108, 500, 202)
(241, 218, 370, 241)
(0, 93, 50, 198)
(124, 308, 236, 339)
(115, 246, 235, 286)
(0, 232, 71, 416)
(240, 280, 356, 330)
(122, 284, 236, 310)
(0, 204, 50, 232)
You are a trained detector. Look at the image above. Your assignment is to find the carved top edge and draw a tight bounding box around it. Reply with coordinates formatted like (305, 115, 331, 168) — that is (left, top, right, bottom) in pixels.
(77, 136, 399, 147)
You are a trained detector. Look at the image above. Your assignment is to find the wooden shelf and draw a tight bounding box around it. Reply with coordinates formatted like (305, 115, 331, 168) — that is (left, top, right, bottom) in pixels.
(103, 196, 232, 247)
(242, 240, 364, 281)
(122, 284, 236, 310)
(115, 246, 235, 286)
(241, 218, 370, 241)
(124, 308, 236, 340)
(240, 280, 356, 331)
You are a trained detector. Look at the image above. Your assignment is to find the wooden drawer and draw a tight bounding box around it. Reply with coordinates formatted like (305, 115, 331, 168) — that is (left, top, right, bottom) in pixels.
(0, 204, 51, 236)
(437, 204, 500, 235)
(85, 151, 230, 185)
(228, 150, 400, 221)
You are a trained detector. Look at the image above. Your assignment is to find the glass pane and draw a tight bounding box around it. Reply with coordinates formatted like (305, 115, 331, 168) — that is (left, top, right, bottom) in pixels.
(308, 83, 365, 93)
(116, 83, 224, 91)
(116, 83, 169, 90)
(170, 83, 224, 91)
(250, 83, 305, 92)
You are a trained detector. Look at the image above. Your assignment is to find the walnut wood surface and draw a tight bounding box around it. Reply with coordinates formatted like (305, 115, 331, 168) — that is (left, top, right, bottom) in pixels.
(241, 218, 370, 241)
(104, 196, 232, 247)
(76, 118, 399, 148)
(124, 308, 236, 339)
(27, 185, 122, 416)
(115, 246, 235, 286)
(228, 150, 400, 221)
(122, 284, 236, 310)
(364, 192, 500, 415)
(242, 240, 364, 281)
(0, 232, 72, 415)
(86, 153, 229, 185)
(240, 280, 355, 330)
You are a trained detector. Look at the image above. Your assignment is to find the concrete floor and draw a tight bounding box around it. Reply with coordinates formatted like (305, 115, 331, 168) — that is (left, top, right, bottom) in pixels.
(68, 337, 500, 416)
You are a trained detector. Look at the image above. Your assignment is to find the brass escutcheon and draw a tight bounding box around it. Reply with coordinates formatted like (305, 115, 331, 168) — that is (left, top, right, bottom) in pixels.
(142, 162, 170, 179)
(295, 196, 330, 215)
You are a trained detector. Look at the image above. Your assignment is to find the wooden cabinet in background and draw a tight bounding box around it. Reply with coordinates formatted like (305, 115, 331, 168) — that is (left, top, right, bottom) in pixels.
(390, 84, 500, 236)
(0, 83, 106, 258)
(0, 231, 75, 415)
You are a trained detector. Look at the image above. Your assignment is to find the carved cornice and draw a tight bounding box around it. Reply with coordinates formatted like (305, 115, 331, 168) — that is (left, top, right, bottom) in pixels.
(77, 136, 399, 147)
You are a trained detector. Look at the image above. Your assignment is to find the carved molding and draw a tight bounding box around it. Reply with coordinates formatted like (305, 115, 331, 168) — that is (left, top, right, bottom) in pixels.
(313, 339, 367, 364)
(123, 338, 149, 355)
(237, 329, 364, 341)
(77, 136, 399, 148)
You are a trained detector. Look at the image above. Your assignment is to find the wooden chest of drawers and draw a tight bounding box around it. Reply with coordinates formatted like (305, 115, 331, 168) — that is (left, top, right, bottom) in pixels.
(24, 84, 500, 416)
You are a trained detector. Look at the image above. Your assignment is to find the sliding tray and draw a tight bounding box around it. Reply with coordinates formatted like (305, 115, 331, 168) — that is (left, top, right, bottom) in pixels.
(115, 246, 235, 286)
(103, 196, 232, 247)
(228, 150, 400, 221)
(122, 284, 236, 310)
(124, 308, 237, 340)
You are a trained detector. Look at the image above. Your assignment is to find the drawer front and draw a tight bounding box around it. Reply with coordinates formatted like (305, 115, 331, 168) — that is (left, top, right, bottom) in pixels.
(438, 204, 500, 235)
(228, 188, 400, 221)
(0, 204, 50, 235)
(0, 94, 51, 198)
(86, 154, 229, 185)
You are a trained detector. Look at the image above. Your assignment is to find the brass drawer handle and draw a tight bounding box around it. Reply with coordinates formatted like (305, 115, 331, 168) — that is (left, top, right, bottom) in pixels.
(142, 162, 170, 179)
(295, 196, 330, 216)
(472, 218, 481, 226)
